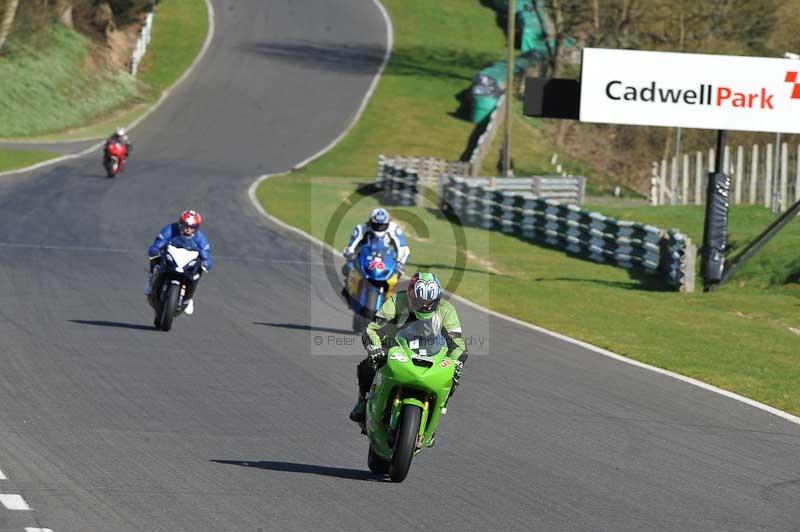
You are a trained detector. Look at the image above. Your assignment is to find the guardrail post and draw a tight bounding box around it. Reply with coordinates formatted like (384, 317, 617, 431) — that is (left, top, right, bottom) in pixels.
(682, 239, 696, 293)
(780, 142, 789, 212)
(764, 143, 773, 208)
(682, 154, 689, 205)
(734, 146, 743, 204)
(749, 144, 758, 204)
(694, 151, 703, 205)
(795, 144, 800, 202)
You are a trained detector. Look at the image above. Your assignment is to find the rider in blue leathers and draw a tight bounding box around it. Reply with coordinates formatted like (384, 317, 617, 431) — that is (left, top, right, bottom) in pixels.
(146, 210, 212, 315)
(341, 208, 410, 282)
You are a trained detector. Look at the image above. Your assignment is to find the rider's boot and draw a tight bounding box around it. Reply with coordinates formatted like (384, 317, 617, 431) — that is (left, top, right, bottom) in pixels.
(184, 299, 194, 315)
(349, 394, 366, 422)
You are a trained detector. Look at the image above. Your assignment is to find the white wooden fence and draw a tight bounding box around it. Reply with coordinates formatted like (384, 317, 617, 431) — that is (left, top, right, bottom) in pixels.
(651, 143, 800, 211)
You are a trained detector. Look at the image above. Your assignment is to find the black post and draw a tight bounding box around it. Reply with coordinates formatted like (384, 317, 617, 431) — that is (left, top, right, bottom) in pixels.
(721, 196, 800, 284)
(700, 130, 731, 292)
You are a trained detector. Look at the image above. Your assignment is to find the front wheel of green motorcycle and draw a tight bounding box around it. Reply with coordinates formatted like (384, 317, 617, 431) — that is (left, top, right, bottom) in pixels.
(389, 404, 422, 483)
(367, 446, 390, 475)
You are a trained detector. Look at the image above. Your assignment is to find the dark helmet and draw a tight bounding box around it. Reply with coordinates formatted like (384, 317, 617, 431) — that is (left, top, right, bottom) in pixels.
(407, 272, 442, 319)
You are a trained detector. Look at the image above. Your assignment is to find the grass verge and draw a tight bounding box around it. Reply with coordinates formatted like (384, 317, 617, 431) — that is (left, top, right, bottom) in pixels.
(0, 25, 139, 138)
(137, 0, 209, 93)
(258, 175, 800, 416)
(0, 149, 61, 173)
(0, 0, 208, 142)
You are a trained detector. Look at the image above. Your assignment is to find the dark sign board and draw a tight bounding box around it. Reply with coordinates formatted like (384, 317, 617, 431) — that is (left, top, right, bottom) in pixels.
(523, 78, 581, 119)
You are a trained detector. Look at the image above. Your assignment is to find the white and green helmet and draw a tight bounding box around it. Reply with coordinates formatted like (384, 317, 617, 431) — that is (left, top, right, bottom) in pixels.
(407, 272, 442, 319)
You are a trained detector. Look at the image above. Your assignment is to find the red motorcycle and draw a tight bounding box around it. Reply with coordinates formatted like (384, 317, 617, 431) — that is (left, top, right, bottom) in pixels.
(104, 141, 128, 178)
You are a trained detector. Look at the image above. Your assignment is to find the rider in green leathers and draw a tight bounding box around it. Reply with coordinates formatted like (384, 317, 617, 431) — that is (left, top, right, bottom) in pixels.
(350, 272, 468, 422)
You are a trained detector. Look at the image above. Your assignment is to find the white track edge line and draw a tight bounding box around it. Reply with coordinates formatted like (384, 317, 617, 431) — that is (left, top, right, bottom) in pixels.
(0, 0, 215, 178)
(249, 177, 800, 427)
(290, 0, 393, 171)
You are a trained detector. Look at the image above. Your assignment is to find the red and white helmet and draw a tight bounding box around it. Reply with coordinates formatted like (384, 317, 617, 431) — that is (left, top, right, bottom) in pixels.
(179, 209, 202, 232)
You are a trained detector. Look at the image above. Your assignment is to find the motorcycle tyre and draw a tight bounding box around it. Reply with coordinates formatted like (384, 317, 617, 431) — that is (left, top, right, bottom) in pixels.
(389, 404, 421, 483)
(158, 284, 180, 331)
(352, 288, 379, 333)
(105, 156, 119, 178)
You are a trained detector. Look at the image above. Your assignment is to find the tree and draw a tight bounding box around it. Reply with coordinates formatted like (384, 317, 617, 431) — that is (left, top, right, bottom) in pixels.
(531, 0, 592, 76)
(584, 0, 778, 55)
(0, 0, 20, 52)
(768, 0, 800, 55)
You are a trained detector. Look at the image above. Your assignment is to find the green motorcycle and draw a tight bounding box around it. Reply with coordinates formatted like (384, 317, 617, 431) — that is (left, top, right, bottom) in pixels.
(360, 321, 456, 482)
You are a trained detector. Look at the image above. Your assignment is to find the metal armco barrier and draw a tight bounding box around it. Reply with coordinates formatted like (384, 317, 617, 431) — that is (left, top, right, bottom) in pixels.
(440, 175, 695, 292)
(131, 11, 155, 77)
(377, 156, 586, 205)
(376, 155, 472, 206)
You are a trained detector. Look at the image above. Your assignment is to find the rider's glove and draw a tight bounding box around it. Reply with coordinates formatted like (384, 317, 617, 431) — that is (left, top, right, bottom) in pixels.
(397, 262, 406, 275)
(366, 345, 386, 364)
(201, 262, 209, 273)
(343, 250, 355, 262)
(452, 360, 464, 386)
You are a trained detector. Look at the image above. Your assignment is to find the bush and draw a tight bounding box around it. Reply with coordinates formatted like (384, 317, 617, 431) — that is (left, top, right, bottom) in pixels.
(107, 0, 158, 24)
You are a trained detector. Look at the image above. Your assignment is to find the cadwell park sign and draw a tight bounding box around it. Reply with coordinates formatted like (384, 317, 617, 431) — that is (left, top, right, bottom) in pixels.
(523, 47, 800, 290)
(579, 48, 800, 133)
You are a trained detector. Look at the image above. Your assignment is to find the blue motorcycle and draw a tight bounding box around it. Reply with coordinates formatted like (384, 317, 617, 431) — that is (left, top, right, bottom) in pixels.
(344, 234, 401, 333)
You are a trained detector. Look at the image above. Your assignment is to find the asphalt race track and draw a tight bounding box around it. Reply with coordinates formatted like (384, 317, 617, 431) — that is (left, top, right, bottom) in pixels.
(0, 1, 798, 531)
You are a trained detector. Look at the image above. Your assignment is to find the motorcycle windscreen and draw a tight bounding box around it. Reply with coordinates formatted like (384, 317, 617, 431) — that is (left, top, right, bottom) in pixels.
(358, 234, 397, 281)
(166, 244, 200, 270)
(395, 319, 447, 357)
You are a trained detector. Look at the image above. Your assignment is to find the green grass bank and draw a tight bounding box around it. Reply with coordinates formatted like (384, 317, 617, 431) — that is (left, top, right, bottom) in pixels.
(0, 0, 208, 141)
(0, 149, 60, 173)
(0, 24, 139, 138)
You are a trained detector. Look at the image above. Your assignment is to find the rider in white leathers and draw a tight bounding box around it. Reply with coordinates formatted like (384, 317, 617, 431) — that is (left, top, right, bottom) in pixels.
(342, 208, 410, 277)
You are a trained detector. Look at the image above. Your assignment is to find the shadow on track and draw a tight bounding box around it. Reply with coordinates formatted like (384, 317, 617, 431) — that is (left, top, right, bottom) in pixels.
(240, 41, 495, 81)
(211, 460, 384, 482)
(254, 322, 355, 336)
(69, 320, 155, 331)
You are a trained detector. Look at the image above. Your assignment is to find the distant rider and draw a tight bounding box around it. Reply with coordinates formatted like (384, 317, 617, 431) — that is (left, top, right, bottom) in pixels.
(342, 207, 410, 280)
(349, 272, 468, 423)
(105, 127, 132, 155)
(145, 210, 212, 315)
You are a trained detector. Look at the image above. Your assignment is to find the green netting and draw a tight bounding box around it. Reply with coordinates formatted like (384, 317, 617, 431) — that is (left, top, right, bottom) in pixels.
(518, 10, 546, 53)
(479, 63, 509, 86)
(470, 94, 500, 124)
(492, 0, 534, 13)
